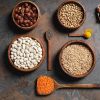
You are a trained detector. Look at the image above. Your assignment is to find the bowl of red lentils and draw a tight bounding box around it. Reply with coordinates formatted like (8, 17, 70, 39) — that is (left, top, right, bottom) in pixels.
(57, 1, 86, 29)
(12, 1, 40, 30)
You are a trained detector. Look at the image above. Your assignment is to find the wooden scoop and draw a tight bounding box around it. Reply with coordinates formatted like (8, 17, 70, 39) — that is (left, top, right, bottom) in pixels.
(54, 81, 100, 89)
(69, 29, 93, 39)
(37, 76, 100, 95)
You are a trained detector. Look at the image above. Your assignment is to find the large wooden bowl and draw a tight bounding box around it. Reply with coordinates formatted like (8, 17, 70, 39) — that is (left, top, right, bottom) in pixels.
(59, 40, 96, 78)
(12, 1, 40, 30)
(8, 35, 45, 72)
(57, 0, 86, 29)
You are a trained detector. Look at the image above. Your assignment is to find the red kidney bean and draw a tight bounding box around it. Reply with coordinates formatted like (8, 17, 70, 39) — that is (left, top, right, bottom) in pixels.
(29, 21, 33, 26)
(21, 24, 25, 27)
(17, 20, 20, 24)
(24, 3, 28, 7)
(14, 2, 38, 27)
(14, 14, 19, 19)
(27, 12, 31, 17)
(32, 7, 37, 11)
(25, 23, 29, 27)
(25, 8, 30, 13)
(20, 18, 24, 23)
(18, 15, 22, 20)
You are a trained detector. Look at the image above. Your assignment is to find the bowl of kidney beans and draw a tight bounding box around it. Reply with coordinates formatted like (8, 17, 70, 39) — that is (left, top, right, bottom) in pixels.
(12, 1, 40, 30)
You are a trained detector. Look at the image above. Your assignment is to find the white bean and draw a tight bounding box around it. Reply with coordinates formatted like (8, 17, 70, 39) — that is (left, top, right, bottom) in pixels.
(10, 37, 43, 69)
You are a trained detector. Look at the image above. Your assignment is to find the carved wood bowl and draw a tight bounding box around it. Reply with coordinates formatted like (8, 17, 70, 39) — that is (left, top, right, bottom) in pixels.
(12, 1, 40, 30)
(8, 35, 45, 72)
(57, 0, 86, 29)
(59, 40, 96, 78)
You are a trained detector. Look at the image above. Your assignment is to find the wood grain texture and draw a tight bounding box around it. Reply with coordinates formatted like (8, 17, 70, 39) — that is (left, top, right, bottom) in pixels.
(0, 0, 100, 100)
(45, 32, 53, 71)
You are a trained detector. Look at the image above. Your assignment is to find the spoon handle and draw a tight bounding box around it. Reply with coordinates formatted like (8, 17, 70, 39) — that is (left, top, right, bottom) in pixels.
(47, 41, 52, 71)
(69, 33, 83, 37)
(45, 32, 53, 71)
(58, 84, 100, 89)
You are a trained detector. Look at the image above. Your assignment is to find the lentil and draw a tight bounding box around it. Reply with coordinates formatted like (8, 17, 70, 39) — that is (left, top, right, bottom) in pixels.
(37, 76, 54, 95)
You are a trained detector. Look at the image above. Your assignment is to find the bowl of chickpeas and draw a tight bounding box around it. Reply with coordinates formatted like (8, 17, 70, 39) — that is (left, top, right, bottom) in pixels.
(12, 1, 40, 30)
(57, 1, 86, 29)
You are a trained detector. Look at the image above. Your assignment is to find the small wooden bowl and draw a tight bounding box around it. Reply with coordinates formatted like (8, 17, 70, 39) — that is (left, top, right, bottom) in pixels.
(59, 40, 96, 78)
(12, 1, 40, 30)
(57, 0, 86, 29)
(8, 35, 45, 72)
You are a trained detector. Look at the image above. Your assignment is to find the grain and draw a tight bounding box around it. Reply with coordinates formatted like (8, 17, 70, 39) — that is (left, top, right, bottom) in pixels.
(61, 44, 93, 76)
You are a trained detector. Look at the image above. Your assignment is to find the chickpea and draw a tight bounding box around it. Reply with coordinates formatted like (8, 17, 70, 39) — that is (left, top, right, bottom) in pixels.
(14, 2, 38, 27)
(59, 3, 83, 28)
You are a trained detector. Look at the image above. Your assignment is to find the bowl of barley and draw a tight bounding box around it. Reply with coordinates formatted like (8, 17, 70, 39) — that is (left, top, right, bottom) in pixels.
(8, 35, 45, 72)
(59, 40, 95, 78)
(57, 1, 86, 29)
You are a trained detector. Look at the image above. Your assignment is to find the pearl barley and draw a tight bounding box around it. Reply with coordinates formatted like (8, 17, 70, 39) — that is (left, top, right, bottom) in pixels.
(10, 37, 43, 69)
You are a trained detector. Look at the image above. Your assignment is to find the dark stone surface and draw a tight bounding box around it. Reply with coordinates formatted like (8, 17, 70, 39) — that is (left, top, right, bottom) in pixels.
(0, 0, 100, 100)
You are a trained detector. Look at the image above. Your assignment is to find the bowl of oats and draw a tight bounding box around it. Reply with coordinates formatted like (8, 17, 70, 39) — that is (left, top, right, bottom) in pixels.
(57, 1, 86, 29)
(8, 36, 45, 72)
(59, 40, 95, 78)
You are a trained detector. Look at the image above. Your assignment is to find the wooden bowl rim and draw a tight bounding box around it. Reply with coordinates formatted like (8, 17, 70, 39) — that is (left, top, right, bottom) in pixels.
(59, 40, 96, 78)
(57, 0, 86, 29)
(8, 35, 45, 72)
(12, 1, 40, 30)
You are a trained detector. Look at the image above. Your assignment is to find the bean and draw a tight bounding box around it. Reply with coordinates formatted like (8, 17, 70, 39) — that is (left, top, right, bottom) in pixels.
(14, 2, 38, 27)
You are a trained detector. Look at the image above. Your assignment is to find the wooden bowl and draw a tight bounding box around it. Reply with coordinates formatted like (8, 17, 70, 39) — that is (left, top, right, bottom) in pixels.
(8, 35, 45, 72)
(59, 40, 96, 78)
(57, 0, 86, 29)
(12, 1, 40, 30)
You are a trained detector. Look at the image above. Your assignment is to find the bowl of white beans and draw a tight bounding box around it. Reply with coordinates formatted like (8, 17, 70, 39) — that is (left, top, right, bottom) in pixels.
(8, 36, 45, 72)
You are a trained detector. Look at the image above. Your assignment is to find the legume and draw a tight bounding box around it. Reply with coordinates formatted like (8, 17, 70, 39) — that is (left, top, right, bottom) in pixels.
(10, 37, 42, 69)
(59, 3, 84, 28)
(13, 2, 38, 27)
(37, 76, 54, 95)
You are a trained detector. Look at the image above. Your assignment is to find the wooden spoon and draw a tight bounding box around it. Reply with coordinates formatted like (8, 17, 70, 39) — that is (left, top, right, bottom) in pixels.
(37, 76, 100, 96)
(69, 29, 93, 39)
(45, 32, 53, 71)
(54, 81, 100, 90)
